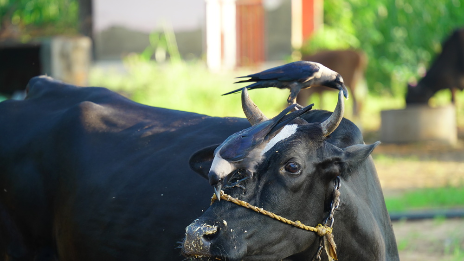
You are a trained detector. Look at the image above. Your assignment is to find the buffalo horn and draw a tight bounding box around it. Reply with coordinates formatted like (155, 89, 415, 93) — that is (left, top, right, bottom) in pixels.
(241, 88, 268, 126)
(320, 91, 345, 136)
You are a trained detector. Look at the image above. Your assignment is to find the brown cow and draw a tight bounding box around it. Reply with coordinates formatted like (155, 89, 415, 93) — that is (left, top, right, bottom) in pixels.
(300, 50, 367, 118)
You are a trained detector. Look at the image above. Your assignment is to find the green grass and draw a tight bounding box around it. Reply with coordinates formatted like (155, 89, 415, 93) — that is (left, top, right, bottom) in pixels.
(90, 58, 288, 119)
(385, 187, 464, 212)
(445, 239, 464, 261)
(396, 238, 410, 251)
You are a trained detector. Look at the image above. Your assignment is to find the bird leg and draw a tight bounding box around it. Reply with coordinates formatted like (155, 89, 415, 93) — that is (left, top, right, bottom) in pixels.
(287, 85, 304, 111)
(287, 85, 301, 104)
(293, 103, 304, 110)
(287, 95, 304, 111)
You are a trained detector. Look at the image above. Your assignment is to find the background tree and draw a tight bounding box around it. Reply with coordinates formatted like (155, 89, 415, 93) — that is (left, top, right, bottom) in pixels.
(0, 0, 79, 41)
(302, 0, 464, 96)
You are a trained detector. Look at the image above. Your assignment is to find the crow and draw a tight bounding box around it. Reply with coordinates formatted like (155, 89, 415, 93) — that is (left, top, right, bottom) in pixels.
(223, 61, 349, 106)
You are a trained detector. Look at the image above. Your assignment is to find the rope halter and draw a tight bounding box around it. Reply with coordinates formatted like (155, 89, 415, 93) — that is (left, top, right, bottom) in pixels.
(210, 177, 341, 261)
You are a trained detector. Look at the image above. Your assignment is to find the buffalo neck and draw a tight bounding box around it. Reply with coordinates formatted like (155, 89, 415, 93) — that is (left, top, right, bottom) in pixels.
(328, 159, 399, 261)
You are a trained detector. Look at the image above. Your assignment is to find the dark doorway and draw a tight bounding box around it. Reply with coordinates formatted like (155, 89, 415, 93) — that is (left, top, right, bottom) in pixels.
(0, 42, 42, 96)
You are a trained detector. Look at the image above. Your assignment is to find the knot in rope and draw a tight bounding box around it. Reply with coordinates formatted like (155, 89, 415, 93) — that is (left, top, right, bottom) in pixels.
(316, 224, 332, 237)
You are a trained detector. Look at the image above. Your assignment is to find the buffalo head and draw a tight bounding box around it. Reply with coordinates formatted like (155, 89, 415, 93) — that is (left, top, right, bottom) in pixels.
(405, 82, 435, 105)
(183, 90, 380, 260)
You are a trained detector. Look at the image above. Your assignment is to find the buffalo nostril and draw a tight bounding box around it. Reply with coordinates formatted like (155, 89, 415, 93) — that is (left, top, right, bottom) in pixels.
(202, 226, 219, 242)
(183, 221, 219, 256)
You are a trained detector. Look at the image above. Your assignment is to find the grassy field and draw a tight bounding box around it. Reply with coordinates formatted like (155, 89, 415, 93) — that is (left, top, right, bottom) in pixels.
(90, 59, 286, 119)
(393, 218, 464, 261)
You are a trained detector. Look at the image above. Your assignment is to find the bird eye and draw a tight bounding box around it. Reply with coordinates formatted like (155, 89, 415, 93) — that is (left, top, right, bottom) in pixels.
(284, 162, 301, 174)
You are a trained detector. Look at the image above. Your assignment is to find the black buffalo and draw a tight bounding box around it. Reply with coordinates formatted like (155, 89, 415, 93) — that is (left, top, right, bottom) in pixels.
(183, 89, 399, 260)
(0, 76, 251, 260)
(406, 28, 464, 104)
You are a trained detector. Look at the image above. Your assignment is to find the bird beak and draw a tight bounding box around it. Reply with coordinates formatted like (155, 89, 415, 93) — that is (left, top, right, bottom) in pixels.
(214, 183, 222, 201)
(339, 83, 349, 99)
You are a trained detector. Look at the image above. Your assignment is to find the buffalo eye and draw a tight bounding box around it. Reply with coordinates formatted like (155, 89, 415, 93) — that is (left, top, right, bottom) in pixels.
(284, 161, 301, 174)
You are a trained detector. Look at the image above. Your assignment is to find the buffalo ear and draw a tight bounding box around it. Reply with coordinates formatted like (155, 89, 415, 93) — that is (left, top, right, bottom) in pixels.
(189, 144, 219, 179)
(319, 141, 380, 179)
(343, 141, 380, 167)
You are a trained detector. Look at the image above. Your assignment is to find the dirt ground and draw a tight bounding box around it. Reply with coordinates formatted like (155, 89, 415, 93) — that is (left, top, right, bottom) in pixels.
(373, 140, 464, 195)
(393, 219, 464, 261)
(365, 127, 464, 194)
(365, 128, 464, 261)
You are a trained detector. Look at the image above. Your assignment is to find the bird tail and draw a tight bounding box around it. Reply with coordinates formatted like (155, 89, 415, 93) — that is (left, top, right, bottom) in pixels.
(222, 87, 244, 96)
(222, 83, 265, 96)
(234, 77, 254, 84)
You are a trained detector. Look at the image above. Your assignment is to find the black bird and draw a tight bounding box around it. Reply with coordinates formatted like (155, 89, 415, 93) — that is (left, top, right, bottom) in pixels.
(223, 61, 349, 105)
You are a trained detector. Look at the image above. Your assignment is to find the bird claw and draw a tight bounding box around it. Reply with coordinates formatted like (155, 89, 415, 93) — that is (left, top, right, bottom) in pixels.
(288, 103, 304, 112)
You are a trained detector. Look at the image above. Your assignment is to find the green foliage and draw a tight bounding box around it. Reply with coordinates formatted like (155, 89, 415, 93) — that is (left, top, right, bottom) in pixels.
(137, 24, 182, 63)
(301, 0, 360, 54)
(0, 0, 79, 38)
(385, 187, 464, 212)
(300, 26, 360, 55)
(302, 0, 464, 95)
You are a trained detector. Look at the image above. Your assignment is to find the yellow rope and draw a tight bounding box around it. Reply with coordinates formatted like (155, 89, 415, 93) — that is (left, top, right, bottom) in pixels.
(210, 191, 332, 237)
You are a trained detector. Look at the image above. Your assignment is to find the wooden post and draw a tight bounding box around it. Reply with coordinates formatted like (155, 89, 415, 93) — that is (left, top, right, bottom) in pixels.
(205, 0, 263, 70)
(292, 0, 323, 52)
(41, 36, 92, 86)
(236, 0, 265, 67)
(206, 0, 222, 71)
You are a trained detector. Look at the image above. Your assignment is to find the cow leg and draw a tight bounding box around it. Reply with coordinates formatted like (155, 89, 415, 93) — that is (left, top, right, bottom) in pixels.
(350, 67, 364, 119)
(352, 88, 359, 118)
(318, 89, 324, 110)
(451, 87, 456, 104)
(296, 88, 313, 106)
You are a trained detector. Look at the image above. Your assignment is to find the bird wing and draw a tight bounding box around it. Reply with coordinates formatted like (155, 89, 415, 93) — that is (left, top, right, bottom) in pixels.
(237, 61, 320, 82)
